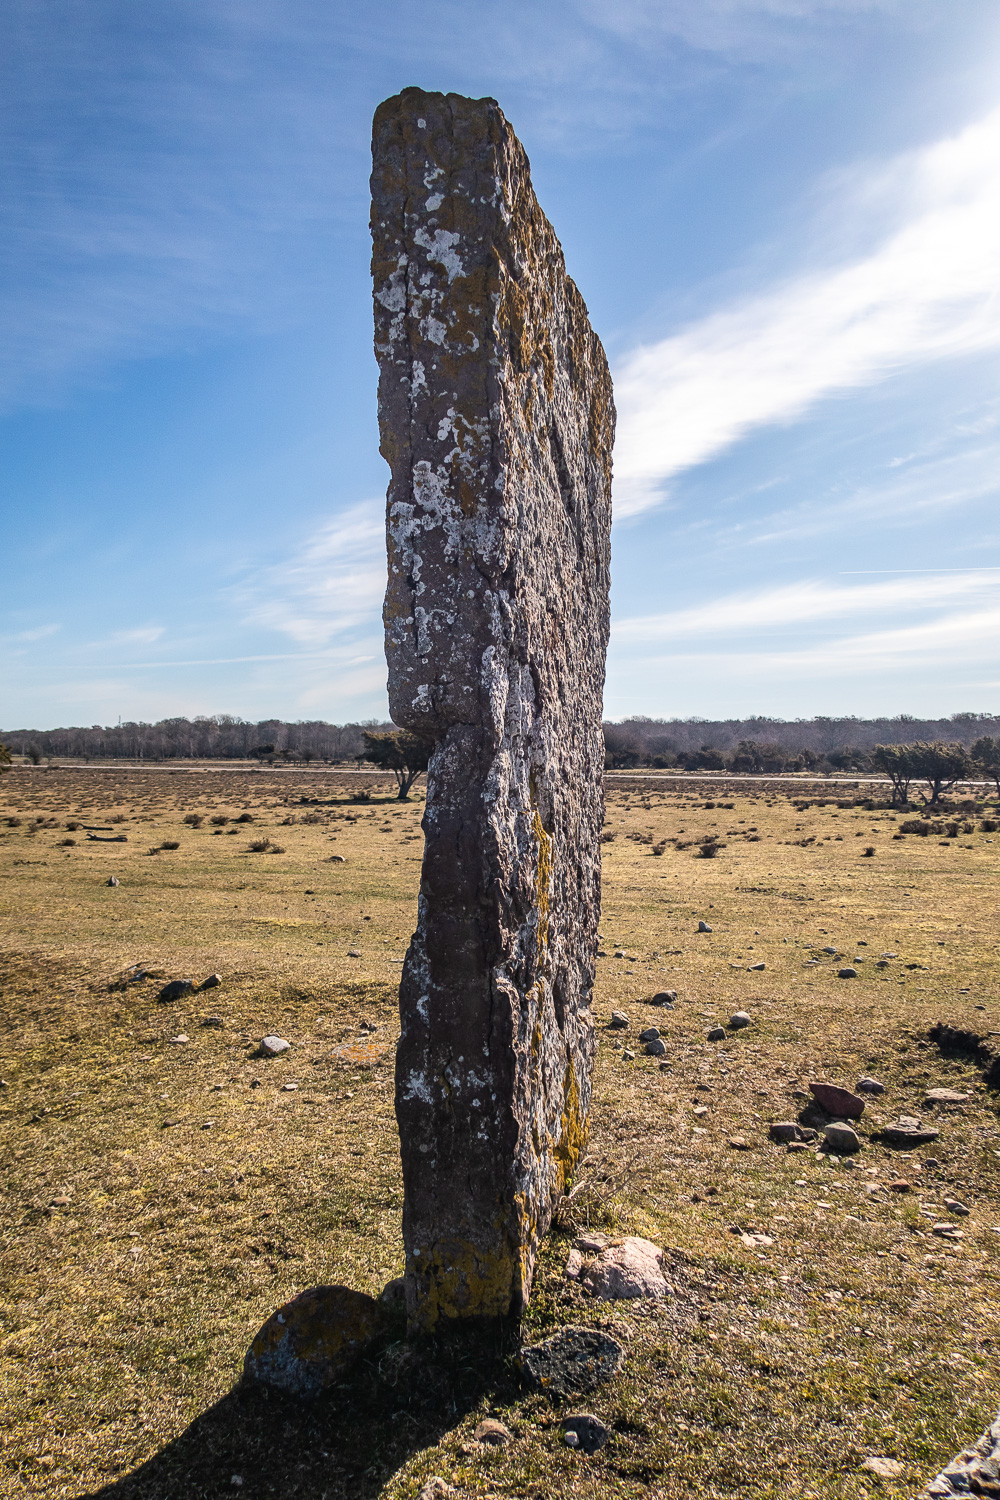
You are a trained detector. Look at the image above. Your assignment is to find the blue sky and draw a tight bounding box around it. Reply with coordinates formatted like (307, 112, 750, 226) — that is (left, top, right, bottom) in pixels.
(3, 0, 1000, 729)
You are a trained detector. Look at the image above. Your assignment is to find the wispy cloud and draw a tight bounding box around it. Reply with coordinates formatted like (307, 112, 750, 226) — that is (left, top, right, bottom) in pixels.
(613, 569, 1000, 644)
(232, 499, 386, 646)
(613, 107, 1000, 517)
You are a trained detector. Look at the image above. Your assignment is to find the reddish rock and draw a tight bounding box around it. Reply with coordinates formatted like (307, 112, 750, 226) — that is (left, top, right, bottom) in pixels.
(243, 1285, 385, 1397)
(581, 1236, 668, 1300)
(808, 1080, 866, 1120)
(372, 89, 613, 1330)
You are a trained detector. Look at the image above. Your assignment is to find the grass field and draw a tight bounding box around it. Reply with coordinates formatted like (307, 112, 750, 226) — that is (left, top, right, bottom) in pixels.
(1, 764, 998, 1499)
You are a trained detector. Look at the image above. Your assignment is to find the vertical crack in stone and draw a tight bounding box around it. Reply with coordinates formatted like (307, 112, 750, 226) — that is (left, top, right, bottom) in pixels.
(371, 86, 614, 1331)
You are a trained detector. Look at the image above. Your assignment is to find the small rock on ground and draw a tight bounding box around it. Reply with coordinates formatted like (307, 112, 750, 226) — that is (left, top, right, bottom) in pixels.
(925, 1087, 970, 1105)
(809, 1080, 866, 1120)
(730, 1011, 752, 1029)
(698, 920, 712, 932)
(708, 1026, 726, 1042)
(857, 1077, 885, 1095)
(243, 1285, 385, 1397)
(650, 990, 677, 1006)
(158, 979, 195, 1003)
(260, 1035, 291, 1056)
(473, 1419, 512, 1447)
(644, 1038, 667, 1057)
(416, 1480, 455, 1500)
(728, 1136, 751, 1150)
(824, 1121, 861, 1154)
(561, 1413, 610, 1455)
(581, 1236, 669, 1301)
(520, 1326, 625, 1396)
(838, 967, 858, 979)
(863, 1456, 905, 1478)
(639, 1027, 660, 1042)
(200, 973, 222, 990)
(609, 1010, 629, 1029)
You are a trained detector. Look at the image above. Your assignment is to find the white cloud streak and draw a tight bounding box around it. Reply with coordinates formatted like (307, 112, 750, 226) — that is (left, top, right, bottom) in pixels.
(612, 107, 1000, 517)
(233, 499, 386, 646)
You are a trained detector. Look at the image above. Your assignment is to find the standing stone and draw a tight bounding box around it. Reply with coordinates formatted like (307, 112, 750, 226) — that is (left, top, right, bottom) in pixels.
(371, 88, 614, 1331)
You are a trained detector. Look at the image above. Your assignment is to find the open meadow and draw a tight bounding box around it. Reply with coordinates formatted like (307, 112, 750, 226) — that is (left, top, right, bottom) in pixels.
(1, 764, 998, 1499)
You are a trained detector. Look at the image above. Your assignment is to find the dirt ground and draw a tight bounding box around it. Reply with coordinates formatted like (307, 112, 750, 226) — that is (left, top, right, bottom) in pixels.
(1, 764, 998, 1499)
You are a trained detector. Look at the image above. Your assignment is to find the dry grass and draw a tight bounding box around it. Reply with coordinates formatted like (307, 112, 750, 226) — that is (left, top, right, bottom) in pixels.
(1, 765, 998, 1499)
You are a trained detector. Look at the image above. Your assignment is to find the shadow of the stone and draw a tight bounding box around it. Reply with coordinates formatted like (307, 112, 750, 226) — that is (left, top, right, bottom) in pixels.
(82, 1325, 518, 1500)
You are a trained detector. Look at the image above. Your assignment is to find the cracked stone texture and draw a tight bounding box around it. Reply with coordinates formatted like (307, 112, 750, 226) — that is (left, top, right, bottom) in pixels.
(371, 87, 614, 1331)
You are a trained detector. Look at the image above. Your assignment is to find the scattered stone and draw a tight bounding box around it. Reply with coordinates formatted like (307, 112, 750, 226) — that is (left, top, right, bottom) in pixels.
(644, 1038, 667, 1057)
(738, 1231, 774, 1249)
(416, 1478, 455, 1500)
(925, 1087, 970, 1105)
(373, 87, 614, 1331)
(639, 1027, 660, 1043)
(158, 979, 195, 1003)
(106, 876, 119, 887)
(609, 1011, 629, 1029)
(693, 1105, 709, 1117)
(346, 949, 362, 958)
(201, 1015, 224, 1029)
(824, 1121, 861, 1154)
(943, 1198, 970, 1216)
(561, 1413, 610, 1455)
(520, 1326, 626, 1396)
(857, 1077, 885, 1095)
(330, 854, 346, 863)
(243, 1285, 386, 1397)
(565, 1248, 583, 1280)
(282, 1083, 299, 1092)
(622, 1049, 635, 1062)
(770, 1121, 804, 1142)
(200, 973, 222, 990)
(708, 1026, 726, 1042)
(698, 921, 712, 933)
(931, 1223, 962, 1239)
(581, 1236, 668, 1301)
(821, 945, 837, 955)
(748, 962, 765, 972)
(922, 1406, 1000, 1497)
(574, 1232, 609, 1253)
(650, 990, 677, 1006)
(889, 1179, 911, 1192)
(882, 1120, 940, 1147)
(49, 1195, 71, 1207)
(168, 1035, 189, 1045)
(473, 1419, 512, 1447)
(260, 1035, 291, 1057)
(863, 1456, 905, 1479)
(729, 1011, 751, 1029)
(838, 967, 858, 979)
(809, 1081, 865, 1120)
(728, 1136, 751, 1150)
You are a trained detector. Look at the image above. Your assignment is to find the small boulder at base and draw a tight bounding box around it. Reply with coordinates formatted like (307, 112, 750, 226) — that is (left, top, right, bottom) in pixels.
(520, 1325, 625, 1396)
(260, 1035, 291, 1057)
(729, 1011, 752, 1029)
(809, 1080, 865, 1120)
(473, 1419, 512, 1447)
(769, 1121, 802, 1142)
(561, 1413, 610, 1455)
(882, 1120, 940, 1147)
(650, 990, 677, 1006)
(581, 1236, 669, 1300)
(824, 1121, 861, 1154)
(243, 1284, 385, 1397)
(158, 979, 195, 1003)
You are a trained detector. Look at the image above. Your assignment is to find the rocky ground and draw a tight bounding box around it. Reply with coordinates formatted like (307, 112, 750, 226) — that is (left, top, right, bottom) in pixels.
(0, 765, 998, 1498)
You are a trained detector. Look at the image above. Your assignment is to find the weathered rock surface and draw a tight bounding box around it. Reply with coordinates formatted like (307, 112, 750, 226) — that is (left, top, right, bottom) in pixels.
(243, 1285, 385, 1397)
(922, 1408, 1000, 1497)
(157, 979, 194, 1003)
(580, 1236, 669, 1300)
(824, 1121, 861, 1154)
(372, 87, 614, 1331)
(809, 1080, 865, 1120)
(561, 1412, 610, 1454)
(520, 1325, 625, 1395)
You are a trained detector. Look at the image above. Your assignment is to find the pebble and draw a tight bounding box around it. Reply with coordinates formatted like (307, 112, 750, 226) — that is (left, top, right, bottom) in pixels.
(697, 921, 712, 932)
(561, 1413, 610, 1455)
(200, 973, 222, 990)
(931, 1223, 963, 1238)
(728, 1136, 751, 1150)
(106, 876, 119, 887)
(581, 1236, 669, 1301)
(824, 1121, 861, 1154)
(883, 1120, 940, 1146)
(282, 1083, 299, 1092)
(809, 1081, 865, 1120)
(644, 1038, 667, 1057)
(707, 1026, 726, 1042)
(260, 1035, 291, 1056)
(168, 1035, 189, 1045)
(158, 979, 195, 1003)
(473, 1419, 511, 1447)
(857, 1077, 885, 1095)
(201, 1015, 224, 1029)
(347, 949, 362, 958)
(862, 1457, 904, 1479)
(889, 1179, 911, 1192)
(650, 990, 677, 1006)
(693, 1105, 709, 1117)
(838, 967, 858, 979)
(638, 1027, 660, 1043)
(609, 1010, 629, 1030)
(729, 1011, 751, 1029)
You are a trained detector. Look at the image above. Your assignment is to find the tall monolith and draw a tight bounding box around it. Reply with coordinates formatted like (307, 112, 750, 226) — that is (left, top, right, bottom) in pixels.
(371, 87, 614, 1331)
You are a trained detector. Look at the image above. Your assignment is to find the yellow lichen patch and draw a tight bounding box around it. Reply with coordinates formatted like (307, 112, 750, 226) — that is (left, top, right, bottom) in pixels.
(332, 1039, 388, 1066)
(407, 1239, 518, 1331)
(552, 1057, 586, 1196)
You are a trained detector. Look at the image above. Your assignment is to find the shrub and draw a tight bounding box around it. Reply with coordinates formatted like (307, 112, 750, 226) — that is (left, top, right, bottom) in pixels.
(862, 846, 875, 857)
(160, 840, 180, 850)
(183, 813, 204, 827)
(235, 812, 254, 824)
(248, 838, 272, 852)
(900, 819, 931, 836)
(695, 835, 724, 859)
(59, 838, 76, 847)
(980, 818, 999, 832)
(209, 815, 229, 826)
(65, 820, 80, 831)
